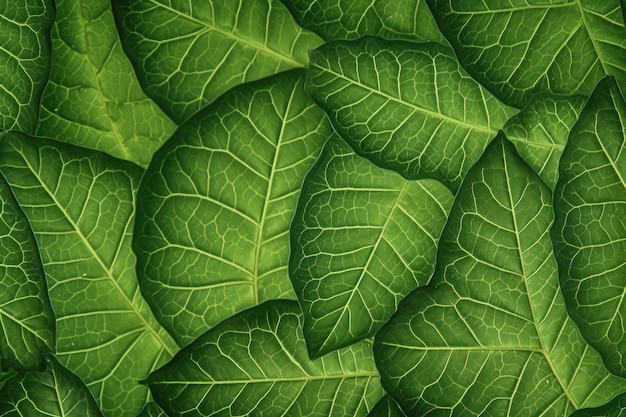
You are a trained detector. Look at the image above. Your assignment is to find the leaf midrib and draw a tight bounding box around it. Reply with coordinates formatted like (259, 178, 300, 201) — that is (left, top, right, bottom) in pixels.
(146, 0, 305, 68)
(502, 143, 578, 409)
(312, 64, 497, 135)
(151, 373, 379, 385)
(22, 159, 177, 358)
(317, 182, 409, 354)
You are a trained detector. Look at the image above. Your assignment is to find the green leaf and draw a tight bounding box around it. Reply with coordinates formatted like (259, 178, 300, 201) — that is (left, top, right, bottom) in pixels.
(36, 0, 177, 168)
(552, 76, 626, 377)
(137, 402, 167, 417)
(147, 301, 384, 417)
(306, 37, 518, 191)
(0, 0, 53, 133)
(571, 392, 626, 417)
(113, 0, 323, 124)
(134, 70, 330, 346)
(374, 136, 626, 416)
(0, 171, 54, 371)
(280, 0, 446, 43)
(0, 370, 17, 392)
(426, 0, 626, 108)
(0, 133, 179, 417)
(0, 355, 104, 417)
(290, 136, 452, 357)
(502, 94, 587, 189)
(367, 395, 407, 417)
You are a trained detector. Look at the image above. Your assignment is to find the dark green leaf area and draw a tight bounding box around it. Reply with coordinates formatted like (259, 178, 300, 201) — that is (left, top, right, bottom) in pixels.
(502, 94, 587, 189)
(290, 136, 452, 357)
(307, 37, 517, 191)
(0, 173, 54, 371)
(137, 402, 168, 417)
(367, 395, 407, 417)
(426, 0, 626, 108)
(570, 392, 626, 417)
(147, 301, 383, 417)
(552, 76, 626, 377)
(0, 355, 104, 417)
(113, 0, 323, 123)
(134, 70, 331, 346)
(374, 136, 626, 417)
(36, 0, 177, 167)
(280, 0, 445, 43)
(0, 0, 53, 133)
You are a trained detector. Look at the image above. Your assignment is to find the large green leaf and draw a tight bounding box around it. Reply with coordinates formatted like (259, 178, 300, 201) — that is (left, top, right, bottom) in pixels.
(374, 136, 626, 416)
(36, 0, 177, 168)
(147, 301, 384, 417)
(552, 76, 626, 377)
(134, 70, 330, 346)
(0, 172, 54, 371)
(306, 37, 517, 191)
(113, 0, 323, 124)
(502, 94, 587, 189)
(0, 133, 179, 417)
(426, 0, 626, 108)
(0, 355, 104, 417)
(0, 0, 53, 133)
(571, 392, 626, 417)
(280, 0, 446, 43)
(290, 136, 452, 357)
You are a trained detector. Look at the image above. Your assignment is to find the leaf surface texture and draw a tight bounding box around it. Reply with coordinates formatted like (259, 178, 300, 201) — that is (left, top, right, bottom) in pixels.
(374, 136, 626, 416)
(36, 0, 177, 167)
(290, 137, 452, 356)
(134, 70, 330, 345)
(307, 37, 517, 190)
(147, 301, 383, 417)
(0, 133, 179, 417)
(552, 76, 626, 377)
(427, 0, 626, 107)
(113, 0, 323, 123)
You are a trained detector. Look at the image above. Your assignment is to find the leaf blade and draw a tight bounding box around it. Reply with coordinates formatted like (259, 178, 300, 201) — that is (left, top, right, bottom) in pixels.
(552, 76, 626, 377)
(306, 37, 517, 190)
(290, 137, 452, 356)
(374, 136, 626, 416)
(147, 301, 384, 417)
(0, 0, 53, 133)
(280, 0, 446, 43)
(0, 173, 55, 371)
(113, 0, 323, 123)
(134, 70, 331, 345)
(426, 0, 626, 107)
(36, 0, 177, 167)
(0, 133, 179, 417)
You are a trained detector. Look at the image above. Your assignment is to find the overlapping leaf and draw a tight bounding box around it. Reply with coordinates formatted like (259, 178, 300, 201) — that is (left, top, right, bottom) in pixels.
(0, 133, 179, 417)
(147, 301, 384, 417)
(0, 355, 103, 417)
(36, 0, 177, 168)
(134, 70, 330, 345)
(138, 402, 167, 417)
(0, 0, 53, 133)
(0, 172, 54, 372)
(374, 136, 626, 416)
(426, 0, 626, 108)
(113, 0, 323, 123)
(307, 37, 518, 190)
(280, 0, 445, 43)
(290, 137, 452, 357)
(552, 76, 626, 377)
(502, 94, 587, 188)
